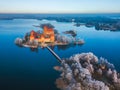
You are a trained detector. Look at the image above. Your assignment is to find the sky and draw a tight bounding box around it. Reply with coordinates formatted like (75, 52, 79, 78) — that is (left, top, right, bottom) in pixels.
(0, 0, 120, 13)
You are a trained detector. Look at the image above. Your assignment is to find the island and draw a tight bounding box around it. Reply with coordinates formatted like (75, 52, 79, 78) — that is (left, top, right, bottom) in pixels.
(15, 23, 84, 48)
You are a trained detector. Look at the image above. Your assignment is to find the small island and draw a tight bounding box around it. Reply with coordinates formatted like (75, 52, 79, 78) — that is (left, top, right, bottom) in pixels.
(15, 23, 84, 48)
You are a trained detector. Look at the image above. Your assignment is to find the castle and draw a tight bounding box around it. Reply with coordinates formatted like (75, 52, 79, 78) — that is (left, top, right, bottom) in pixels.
(29, 25, 55, 43)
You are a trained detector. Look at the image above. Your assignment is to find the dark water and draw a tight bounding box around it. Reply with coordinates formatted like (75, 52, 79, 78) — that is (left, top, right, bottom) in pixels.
(0, 18, 120, 90)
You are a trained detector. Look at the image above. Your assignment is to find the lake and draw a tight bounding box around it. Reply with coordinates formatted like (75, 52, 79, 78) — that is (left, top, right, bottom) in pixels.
(0, 19, 120, 90)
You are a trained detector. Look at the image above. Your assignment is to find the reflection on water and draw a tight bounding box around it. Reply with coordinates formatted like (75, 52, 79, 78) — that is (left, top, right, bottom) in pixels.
(28, 44, 83, 53)
(30, 48, 39, 52)
(56, 44, 83, 50)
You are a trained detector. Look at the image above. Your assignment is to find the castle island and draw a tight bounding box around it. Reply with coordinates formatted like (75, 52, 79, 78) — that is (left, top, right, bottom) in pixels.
(15, 23, 84, 48)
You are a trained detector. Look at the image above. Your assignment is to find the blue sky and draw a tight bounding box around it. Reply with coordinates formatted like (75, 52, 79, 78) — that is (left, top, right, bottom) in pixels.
(0, 0, 120, 13)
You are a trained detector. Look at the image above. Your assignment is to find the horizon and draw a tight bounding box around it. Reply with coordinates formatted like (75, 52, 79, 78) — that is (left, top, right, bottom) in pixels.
(0, 0, 120, 14)
(0, 12, 120, 14)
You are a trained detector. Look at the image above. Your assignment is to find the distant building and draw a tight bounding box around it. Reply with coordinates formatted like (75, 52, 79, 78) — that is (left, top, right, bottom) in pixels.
(30, 25, 55, 43)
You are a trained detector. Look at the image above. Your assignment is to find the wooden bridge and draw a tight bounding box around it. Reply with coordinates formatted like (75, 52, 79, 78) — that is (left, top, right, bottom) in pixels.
(46, 46, 62, 63)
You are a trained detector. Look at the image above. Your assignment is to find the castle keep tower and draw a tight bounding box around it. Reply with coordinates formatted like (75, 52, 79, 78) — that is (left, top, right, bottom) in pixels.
(29, 26, 55, 43)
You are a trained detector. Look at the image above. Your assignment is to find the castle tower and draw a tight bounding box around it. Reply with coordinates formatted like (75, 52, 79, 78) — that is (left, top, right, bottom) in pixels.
(30, 30, 36, 41)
